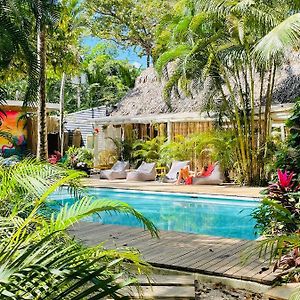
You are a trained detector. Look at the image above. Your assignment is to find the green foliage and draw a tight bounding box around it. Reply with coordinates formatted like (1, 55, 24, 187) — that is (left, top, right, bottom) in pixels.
(81, 45, 140, 109)
(85, 0, 172, 64)
(251, 197, 300, 236)
(254, 13, 300, 64)
(159, 135, 195, 164)
(249, 170, 300, 283)
(0, 0, 42, 105)
(154, 0, 293, 185)
(64, 146, 94, 170)
(133, 137, 165, 166)
(159, 131, 237, 178)
(155, 45, 190, 75)
(109, 137, 135, 163)
(252, 170, 300, 236)
(276, 100, 300, 175)
(45, 44, 140, 112)
(0, 159, 158, 298)
(0, 231, 138, 299)
(46, 0, 84, 78)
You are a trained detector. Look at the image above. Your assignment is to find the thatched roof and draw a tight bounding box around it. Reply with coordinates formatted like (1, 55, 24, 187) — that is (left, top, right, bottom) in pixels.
(111, 67, 206, 116)
(112, 56, 300, 117)
(271, 54, 300, 104)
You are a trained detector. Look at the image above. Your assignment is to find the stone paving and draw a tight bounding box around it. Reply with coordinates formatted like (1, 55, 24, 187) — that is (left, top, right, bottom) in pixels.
(82, 176, 264, 198)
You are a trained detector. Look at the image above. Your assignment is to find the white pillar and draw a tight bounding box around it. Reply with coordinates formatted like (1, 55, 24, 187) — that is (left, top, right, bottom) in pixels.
(93, 125, 99, 167)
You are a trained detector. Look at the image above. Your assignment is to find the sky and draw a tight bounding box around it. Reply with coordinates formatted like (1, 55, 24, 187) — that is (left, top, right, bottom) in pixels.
(83, 36, 147, 69)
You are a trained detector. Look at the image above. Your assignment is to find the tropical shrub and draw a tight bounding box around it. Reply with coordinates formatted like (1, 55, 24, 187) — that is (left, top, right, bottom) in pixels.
(159, 135, 192, 165)
(0, 229, 144, 299)
(252, 170, 300, 236)
(133, 137, 165, 166)
(0, 159, 158, 298)
(109, 137, 135, 163)
(276, 101, 300, 176)
(159, 131, 237, 180)
(248, 170, 300, 284)
(64, 146, 94, 171)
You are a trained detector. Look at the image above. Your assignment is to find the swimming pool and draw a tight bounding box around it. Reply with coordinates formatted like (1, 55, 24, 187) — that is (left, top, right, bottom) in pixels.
(49, 188, 259, 240)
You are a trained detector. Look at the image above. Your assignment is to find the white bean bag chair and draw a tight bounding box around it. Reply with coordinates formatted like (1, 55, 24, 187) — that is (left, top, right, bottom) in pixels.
(192, 162, 224, 185)
(126, 162, 156, 181)
(100, 161, 129, 180)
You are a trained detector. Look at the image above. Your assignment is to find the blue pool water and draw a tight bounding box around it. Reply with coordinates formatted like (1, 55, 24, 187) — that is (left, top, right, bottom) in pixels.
(49, 188, 259, 240)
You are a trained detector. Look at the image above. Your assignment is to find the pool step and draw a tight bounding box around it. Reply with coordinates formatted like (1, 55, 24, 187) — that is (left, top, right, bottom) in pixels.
(127, 286, 195, 299)
(120, 286, 195, 299)
(119, 275, 195, 299)
(137, 275, 195, 286)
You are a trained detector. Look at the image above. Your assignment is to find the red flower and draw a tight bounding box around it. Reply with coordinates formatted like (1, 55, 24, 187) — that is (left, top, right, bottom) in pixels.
(277, 169, 294, 188)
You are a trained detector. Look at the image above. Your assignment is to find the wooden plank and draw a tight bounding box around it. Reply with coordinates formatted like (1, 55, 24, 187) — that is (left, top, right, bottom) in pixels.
(210, 243, 260, 277)
(200, 240, 253, 271)
(166, 244, 216, 267)
(71, 222, 276, 285)
(224, 245, 274, 282)
(145, 245, 193, 263)
(185, 239, 244, 269)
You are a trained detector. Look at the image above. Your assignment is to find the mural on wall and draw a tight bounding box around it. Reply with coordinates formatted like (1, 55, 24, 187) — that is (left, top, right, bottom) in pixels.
(0, 111, 27, 157)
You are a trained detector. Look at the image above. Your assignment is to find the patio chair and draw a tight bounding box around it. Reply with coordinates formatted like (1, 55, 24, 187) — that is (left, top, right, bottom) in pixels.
(192, 162, 224, 185)
(162, 160, 190, 183)
(100, 161, 129, 180)
(126, 162, 156, 181)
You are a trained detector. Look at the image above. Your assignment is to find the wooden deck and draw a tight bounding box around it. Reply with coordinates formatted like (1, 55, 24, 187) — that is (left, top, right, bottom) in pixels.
(70, 222, 280, 285)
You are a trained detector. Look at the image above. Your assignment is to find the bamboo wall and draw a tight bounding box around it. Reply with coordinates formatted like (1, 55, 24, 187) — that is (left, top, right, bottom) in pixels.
(27, 116, 82, 155)
(171, 121, 213, 139)
(27, 116, 60, 155)
(124, 121, 213, 141)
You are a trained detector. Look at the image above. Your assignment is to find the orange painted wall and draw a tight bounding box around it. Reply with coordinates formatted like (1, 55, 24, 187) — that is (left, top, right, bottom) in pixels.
(0, 111, 27, 157)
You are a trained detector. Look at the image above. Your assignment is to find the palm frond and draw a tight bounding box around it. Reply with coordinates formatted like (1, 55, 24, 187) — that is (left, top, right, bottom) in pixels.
(0, 158, 83, 215)
(0, 232, 136, 299)
(289, 287, 300, 300)
(0, 0, 39, 105)
(155, 45, 190, 75)
(46, 196, 159, 238)
(254, 13, 300, 63)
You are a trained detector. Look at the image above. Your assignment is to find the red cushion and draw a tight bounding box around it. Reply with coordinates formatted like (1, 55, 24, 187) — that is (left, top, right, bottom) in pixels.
(201, 164, 214, 177)
(185, 176, 193, 185)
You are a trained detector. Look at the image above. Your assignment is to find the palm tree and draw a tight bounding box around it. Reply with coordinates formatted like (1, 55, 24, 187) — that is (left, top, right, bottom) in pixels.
(36, 0, 48, 160)
(155, 0, 291, 185)
(0, 0, 39, 105)
(0, 0, 58, 160)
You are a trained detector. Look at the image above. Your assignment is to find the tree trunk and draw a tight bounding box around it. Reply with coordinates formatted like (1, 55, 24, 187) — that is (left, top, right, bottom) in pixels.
(59, 72, 66, 154)
(36, 1, 48, 161)
(146, 54, 150, 68)
(77, 76, 81, 109)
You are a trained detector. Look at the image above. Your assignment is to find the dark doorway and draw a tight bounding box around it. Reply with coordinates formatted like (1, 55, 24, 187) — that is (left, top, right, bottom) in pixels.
(48, 133, 59, 155)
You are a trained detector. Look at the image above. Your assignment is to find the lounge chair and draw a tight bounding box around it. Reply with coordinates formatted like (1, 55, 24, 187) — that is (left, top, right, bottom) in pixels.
(126, 162, 156, 181)
(192, 162, 224, 185)
(162, 160, 190, 183)
(100, 161, 129, 180)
